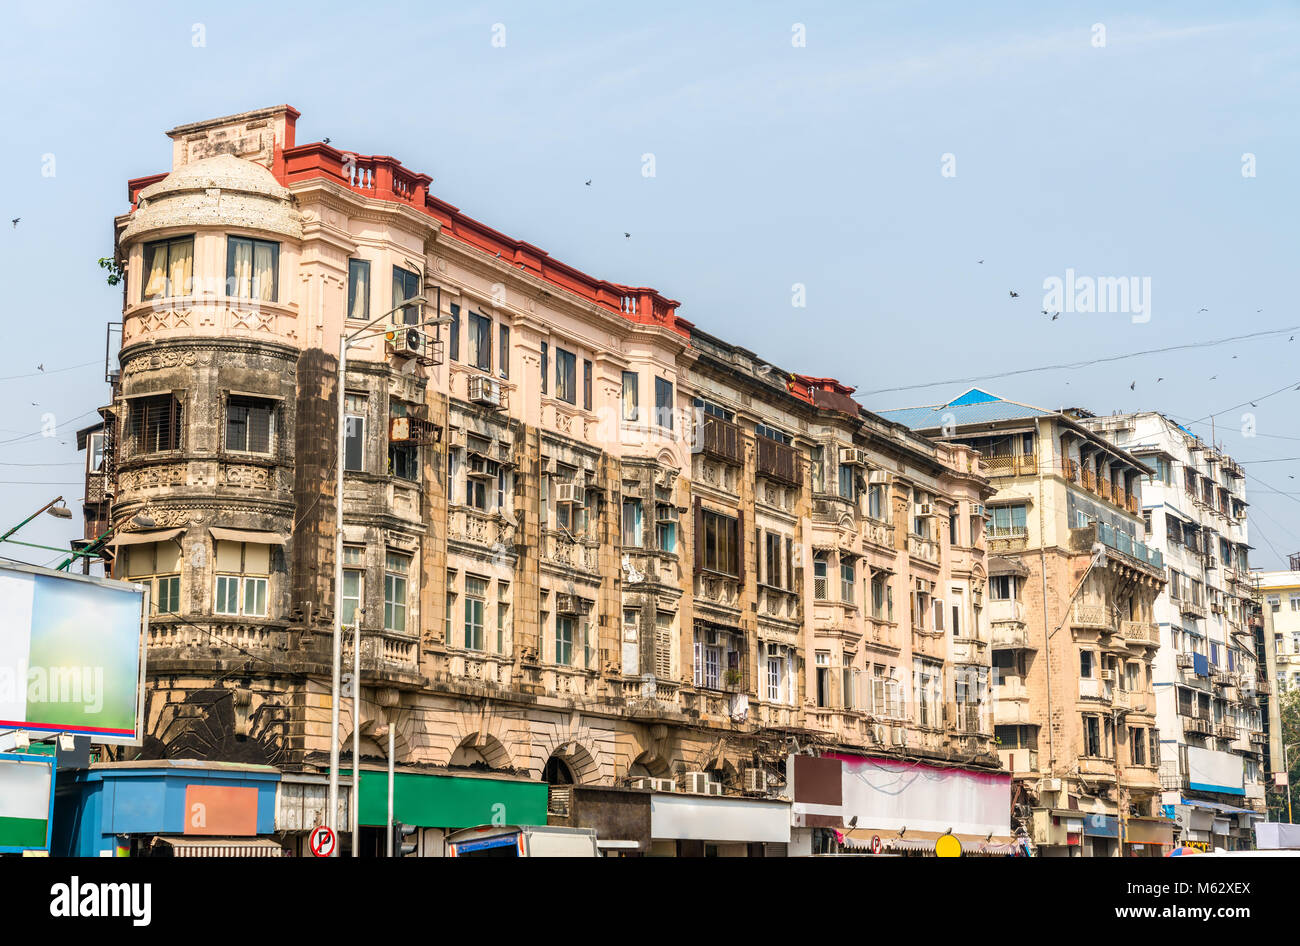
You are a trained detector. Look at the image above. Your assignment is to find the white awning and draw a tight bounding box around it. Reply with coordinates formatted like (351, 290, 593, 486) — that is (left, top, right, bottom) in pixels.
(209, 527, 285, 545)
(152, 836, 284, 857)
(108, 528, 185, 548)
(650, 794, 790, 843)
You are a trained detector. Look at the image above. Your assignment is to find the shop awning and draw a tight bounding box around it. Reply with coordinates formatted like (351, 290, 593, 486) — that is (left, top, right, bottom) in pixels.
(209, 527, 286, 545)
(842, 829, 1015, 855)
(354, 769, 548, 830)
(1125, 818, 1176, 845)
(650, 794, 790, 844)
(152, 836, 284, 857)
(108, 528, 185, 548)
(1183, 799, 1261, 816)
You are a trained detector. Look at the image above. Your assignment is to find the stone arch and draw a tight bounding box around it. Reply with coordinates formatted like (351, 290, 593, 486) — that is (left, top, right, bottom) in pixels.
(534, 732, 602, 785)
(449, 732, 513, 772)
(626, 749, 672, 781)
(338, 699, 413, 762)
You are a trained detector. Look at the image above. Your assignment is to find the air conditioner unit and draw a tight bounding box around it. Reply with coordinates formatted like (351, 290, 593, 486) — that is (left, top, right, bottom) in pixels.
(555, 482, 579, 505)
(630, 777, 656, 790)
(448, 427, 466, 449)
(868, 470, 888, 485)
(705, 782, 724, 796)
(916, 503, 933, 516)
(973, 504, 987, 518)
(1040, 777, 1062, 793)
(682, 771, 712, 794)
(1176, 653, 1195, 669)
(871, 724, 886, 744)
(742, 768, 766, 794)
(890, 726, 905, 746)
(388, 326, 424, 355)
(466, 454, 497, 479)
(1100, 670, 1114, 682)
(468, 375, 502, 408)
(839, 447, 867, 467)
(555, 593, 579, 614)
(656, 505, 679, 522)
(651, 778, 676, 793)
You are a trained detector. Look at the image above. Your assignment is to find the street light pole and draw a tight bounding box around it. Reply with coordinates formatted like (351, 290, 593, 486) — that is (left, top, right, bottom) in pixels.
(326, 295, 437, 855)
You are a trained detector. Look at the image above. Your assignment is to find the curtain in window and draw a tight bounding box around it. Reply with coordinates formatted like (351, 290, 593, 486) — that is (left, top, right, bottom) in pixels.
(144, 245, 169, 299)
(253, 242, 276, 301)
(169, 240, 193, 298)
(230, 239, 253, 298)
(347, 260, 369, 319)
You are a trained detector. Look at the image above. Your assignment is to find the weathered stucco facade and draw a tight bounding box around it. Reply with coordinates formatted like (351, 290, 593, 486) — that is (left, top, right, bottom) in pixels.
(87, 106, 1001, 800)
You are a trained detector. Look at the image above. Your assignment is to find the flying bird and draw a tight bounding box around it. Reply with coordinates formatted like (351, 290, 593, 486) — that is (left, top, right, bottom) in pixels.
(1198, 307, 1208, 312)
(1130, 382, 1136, 391)
(10, 218, 17, 228)
(323, 137, 331, 145)
(585, 179, 592, 186)
(1156, 377, 1163, 383)
(624, 232, 631, 239)
(1051, 312, 1060, 321)
(977, 259, 984, 264)
(36, 364, 43, 372)
(1009, 291, 1019, 298)
(1210, 375, 1217, 380)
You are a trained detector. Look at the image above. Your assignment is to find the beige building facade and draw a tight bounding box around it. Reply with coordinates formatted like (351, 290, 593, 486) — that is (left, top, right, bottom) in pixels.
(79, 106, 1003, 851)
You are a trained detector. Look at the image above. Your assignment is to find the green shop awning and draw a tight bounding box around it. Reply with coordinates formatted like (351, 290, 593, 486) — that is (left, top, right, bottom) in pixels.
(353, 770, 548, 829)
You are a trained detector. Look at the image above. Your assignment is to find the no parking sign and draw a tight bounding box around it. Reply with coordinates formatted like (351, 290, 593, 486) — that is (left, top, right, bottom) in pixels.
(309, 825, 337, 858)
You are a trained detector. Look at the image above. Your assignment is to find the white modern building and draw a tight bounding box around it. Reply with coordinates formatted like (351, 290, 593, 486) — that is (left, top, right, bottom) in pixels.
(1079, 411, 1267, 849)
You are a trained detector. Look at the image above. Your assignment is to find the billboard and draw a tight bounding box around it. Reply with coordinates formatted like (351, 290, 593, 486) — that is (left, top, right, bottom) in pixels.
(1187, 746, 1244, 795)
(0, 561, 148, 744)
(0, 753, 55, 852)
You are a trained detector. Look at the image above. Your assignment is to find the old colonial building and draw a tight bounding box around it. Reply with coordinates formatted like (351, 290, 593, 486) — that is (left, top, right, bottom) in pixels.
(80, 106, 1000, 852)
(881, 390, 1172, 855)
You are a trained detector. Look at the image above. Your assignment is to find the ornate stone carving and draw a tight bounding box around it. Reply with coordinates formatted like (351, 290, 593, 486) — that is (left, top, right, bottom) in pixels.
(119, 464, 188, 491)
(123, 349, 200, 375)
(223, 464, 271, 489)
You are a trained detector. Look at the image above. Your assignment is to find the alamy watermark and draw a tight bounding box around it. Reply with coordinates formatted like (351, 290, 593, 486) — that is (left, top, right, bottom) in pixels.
(1042, 268, 1152, 323)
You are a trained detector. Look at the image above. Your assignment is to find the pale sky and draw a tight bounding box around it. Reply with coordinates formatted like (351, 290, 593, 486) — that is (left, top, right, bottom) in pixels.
(0, 0, 1297, 566)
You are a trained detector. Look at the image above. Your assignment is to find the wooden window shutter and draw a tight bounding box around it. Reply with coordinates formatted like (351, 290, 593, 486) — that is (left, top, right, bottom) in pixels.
(693, 497, 703, 577)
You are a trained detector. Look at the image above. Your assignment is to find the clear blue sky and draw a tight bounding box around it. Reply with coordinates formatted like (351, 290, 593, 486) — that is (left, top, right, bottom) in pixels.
(1, 1, 1297, 566)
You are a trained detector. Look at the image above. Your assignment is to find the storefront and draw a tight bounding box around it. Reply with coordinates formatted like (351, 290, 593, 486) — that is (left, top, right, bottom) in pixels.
(788, 752, 1013, 857)
(1172, 799, 1263, 851)
(274, 772, 350, 857)
(1082, 812, 1118, 858)
(352, 767, 548, 856)
(1123, 816, 1175, 856)
(647, 793, 791, 856)
(53, 759, 282, 857)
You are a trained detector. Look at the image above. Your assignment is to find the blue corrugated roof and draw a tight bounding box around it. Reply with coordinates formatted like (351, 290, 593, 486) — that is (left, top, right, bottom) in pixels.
(877, 389, 1056, 431)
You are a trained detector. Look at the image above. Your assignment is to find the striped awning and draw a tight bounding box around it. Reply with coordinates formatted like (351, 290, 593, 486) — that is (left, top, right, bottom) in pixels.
(842, 829, 1015, 855)
(153, 837, 284, 857)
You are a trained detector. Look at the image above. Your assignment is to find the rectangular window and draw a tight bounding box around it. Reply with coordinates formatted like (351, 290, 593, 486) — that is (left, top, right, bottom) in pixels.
(445, 570, 457, 643)
(621, 371, 639, 422)
(868, 483, 885, 520)
(384, 551, 410, 633)
(155, 575, 181, 614)
(126, 394, 183, 455)
(448, 304, 461, 362)
(342, 546, 364, 627)
(347, 259, 370, 320)
(497, 582, 510, 654)
(213, 541, 270, 618)
(656, 504, 677, 554)
(841, 562, 855, 605)
(142, 236, 194, 301)
(344, 393, 366, 472)
(499, 324, 510, 380)
(464, 576, 487, 651)
(655, 377, 674, 430)
(387, 401, 418, 481)
(555, 348, 577, 404)
(765, 532, 782, 588)
(468, 312, 492, 372)
(225, 395, 276, 454)
(1080, 650, 1094, 678)
(583, 360, 593, 411)
(989, 504, 1028, 537)
(556, 615, 575, 666)
(838, 464, 856, 501)
(227, 236, 279, 302)
(654, 612, 672, 678)
(814, 554, 827, 600)
(540, 342, 548, 394)
(701, 510, 739, 576)
(1084, 716, 1101, 757)
(391, 266, 421, 324)
(622, 499, 643, 548)
(871, 574, 888, 619)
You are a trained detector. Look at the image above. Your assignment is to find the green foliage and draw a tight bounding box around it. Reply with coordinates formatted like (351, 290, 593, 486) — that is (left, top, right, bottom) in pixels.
(1268, 687, 1300, 821)
(98, 256, 124, 286)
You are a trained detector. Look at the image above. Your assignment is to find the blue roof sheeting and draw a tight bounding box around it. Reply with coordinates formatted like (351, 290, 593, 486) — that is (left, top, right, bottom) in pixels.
(877, 389, 1055, 432)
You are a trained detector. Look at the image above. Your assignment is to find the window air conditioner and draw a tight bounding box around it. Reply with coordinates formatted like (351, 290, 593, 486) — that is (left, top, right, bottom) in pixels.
(468, 375, 502, 408)
(840, 447, 867, 467)
(916, 503, 933, 516)
(555, 482, 579, 505)
(656, 505, 679, 522)
(705, 782, 724, 796)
